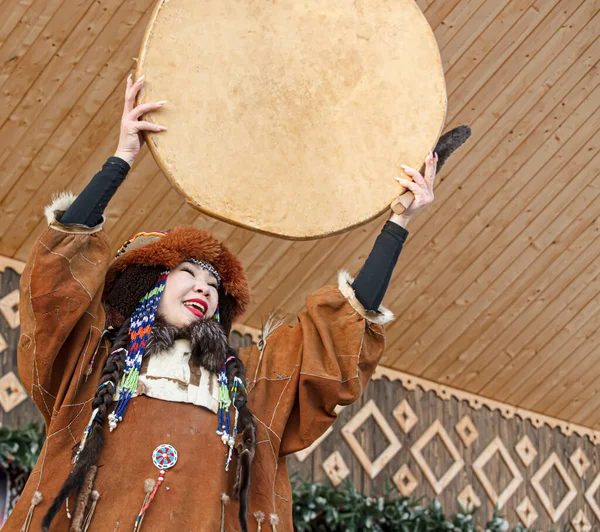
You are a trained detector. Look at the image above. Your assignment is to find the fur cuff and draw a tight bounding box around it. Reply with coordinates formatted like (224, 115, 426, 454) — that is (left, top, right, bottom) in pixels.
(337, 270, 395, 325)
(44, 192, 104, 234)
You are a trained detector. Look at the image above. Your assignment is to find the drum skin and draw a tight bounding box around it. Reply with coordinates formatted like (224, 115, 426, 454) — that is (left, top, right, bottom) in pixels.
(136, 0, 446, 239)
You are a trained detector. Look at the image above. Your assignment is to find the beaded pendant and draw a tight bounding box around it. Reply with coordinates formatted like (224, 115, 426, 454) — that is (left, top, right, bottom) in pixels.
(133, 444, 178, 532)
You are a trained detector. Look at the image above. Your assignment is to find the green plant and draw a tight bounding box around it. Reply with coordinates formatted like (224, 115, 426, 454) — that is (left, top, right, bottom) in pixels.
(0, 422, 45, 473)
(291, 474, 542, 532)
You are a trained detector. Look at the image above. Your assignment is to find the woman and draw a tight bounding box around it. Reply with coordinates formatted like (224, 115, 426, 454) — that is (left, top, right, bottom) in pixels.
(7, 75, 467, 531)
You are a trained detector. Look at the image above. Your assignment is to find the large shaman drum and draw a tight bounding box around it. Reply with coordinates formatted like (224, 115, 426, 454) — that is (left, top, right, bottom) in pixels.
(136, 0, 446, 239)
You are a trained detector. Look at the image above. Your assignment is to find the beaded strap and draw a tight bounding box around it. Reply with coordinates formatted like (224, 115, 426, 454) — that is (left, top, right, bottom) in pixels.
(108, 273, 168, 431)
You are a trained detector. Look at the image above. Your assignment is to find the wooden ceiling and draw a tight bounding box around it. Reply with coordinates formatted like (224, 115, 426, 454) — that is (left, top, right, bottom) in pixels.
(1, 0, 599, 429)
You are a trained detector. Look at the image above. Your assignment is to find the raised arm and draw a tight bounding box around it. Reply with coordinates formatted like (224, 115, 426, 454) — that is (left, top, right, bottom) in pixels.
(17, 76, 167, 425)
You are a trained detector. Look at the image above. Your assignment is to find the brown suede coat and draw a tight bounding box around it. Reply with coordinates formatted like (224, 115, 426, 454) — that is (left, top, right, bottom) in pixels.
(6, 214, 391, 531)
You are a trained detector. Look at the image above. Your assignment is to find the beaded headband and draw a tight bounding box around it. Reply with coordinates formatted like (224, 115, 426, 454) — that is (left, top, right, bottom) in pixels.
(186, 258, 222, 287)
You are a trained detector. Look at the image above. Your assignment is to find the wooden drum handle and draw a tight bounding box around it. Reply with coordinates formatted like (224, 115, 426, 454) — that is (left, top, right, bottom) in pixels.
(390, 191, 414, 215)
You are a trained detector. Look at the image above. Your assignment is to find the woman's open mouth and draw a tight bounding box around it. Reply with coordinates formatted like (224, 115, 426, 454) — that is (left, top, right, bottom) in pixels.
(183, 299, 207, 318)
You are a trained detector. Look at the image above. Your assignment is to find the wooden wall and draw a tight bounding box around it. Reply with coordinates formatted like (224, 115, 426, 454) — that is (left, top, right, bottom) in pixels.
(288, 371, 600, 531)
(0, 263, 42, 430)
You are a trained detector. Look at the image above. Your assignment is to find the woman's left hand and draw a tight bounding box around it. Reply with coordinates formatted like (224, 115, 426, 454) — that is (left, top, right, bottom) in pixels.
(391, 151, 437, 227)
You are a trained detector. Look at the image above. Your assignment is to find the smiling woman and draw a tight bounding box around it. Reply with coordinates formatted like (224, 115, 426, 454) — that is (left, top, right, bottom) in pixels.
(6, 71, 469, 532)
(158, 261, 220, 326)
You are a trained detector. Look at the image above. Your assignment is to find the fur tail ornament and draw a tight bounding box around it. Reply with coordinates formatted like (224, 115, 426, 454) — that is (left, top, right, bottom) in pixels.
(433, 125, 472, 173)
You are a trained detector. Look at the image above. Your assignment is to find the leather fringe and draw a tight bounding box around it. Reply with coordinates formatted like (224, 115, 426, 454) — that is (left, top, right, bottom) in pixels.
(20, 491, 42, 532)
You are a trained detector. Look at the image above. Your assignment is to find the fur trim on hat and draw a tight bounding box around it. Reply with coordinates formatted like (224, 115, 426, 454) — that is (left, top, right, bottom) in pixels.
(104, 226, 250, 332)
(44, 192, 105, 233)
(337, 270, 394, 325)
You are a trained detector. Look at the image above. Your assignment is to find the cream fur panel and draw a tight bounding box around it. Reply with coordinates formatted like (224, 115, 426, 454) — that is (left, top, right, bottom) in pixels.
(114, 339, 219, 413)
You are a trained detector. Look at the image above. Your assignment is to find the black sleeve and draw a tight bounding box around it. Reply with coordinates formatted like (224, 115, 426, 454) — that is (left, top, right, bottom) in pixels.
(60, 157, 131, 227)
(352, 221, 408, 311)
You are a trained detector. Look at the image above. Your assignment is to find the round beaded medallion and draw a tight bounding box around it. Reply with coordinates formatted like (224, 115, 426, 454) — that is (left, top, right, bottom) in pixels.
(152, 444, 178, 470)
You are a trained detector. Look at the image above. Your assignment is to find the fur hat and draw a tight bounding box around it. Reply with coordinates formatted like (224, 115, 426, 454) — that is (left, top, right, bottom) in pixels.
(103, 226, 250, 334)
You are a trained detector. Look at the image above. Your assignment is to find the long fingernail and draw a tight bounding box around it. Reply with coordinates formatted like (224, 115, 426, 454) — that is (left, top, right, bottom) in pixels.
(138, 75, 145, 82)
(401, 164, 409, 169)
(127, 73, 132, 82)
(159, 126, 167, 131)
(157, 100, 168, 105)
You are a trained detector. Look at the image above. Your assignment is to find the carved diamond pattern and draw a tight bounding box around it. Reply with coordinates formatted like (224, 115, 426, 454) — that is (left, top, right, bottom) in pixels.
(0, 371, 27, 413)
(570, 448, 590, 478)
(0, 333, 6, 356)
(516, 497, 538, 528)
(531, 452, 577, 522)
(455, 415, 478, 448)
(0, 289, 19, 329)
(571, 509, 592, 532)
(392, 464, 418, 496)
(584, 472, 600, 521)
(472, 437, 522, 510)
(392, 399, 418, 434)
(457, 485, 480, 512)
(515, 435, 537, 467)
(410, 420, 464, 495)
(341, 400, 401, 479)
(322, 451, 350, 487)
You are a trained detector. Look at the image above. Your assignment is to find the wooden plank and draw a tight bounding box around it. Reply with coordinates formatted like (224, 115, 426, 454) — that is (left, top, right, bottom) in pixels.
(410, 58, 600, 378)
(433, 0, 487, 51)
(444, 0, 537, 99)
(0, 0, 91, 122)
(380, 69, 593, 370)
(496, 270, 600, 404)
(536, 327, 600, 417)
(446, 0, 587, 125)
(242, 238, 319, 325)
(440, 0, 510, 72)
(382, 116, 600, 373)
(0, 0, 63, 89)
(380, 30, 597, 370)
(0, 0, 153, 250)
(0, 7, 156, 257)
(244, 231, 351, 324)
(459, 154, 600, 394)
(0, 0, 36, 48)
(432, 208, 600, 387)
(516, 271, 600, 408)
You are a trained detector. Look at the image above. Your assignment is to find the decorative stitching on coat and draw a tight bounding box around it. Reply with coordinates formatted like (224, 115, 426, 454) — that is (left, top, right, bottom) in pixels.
(40, 241, 93, 301)
(269, 367, 296, 427)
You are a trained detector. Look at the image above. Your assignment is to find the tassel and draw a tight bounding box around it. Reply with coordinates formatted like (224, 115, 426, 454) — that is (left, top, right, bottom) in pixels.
(133, 479, 156, 532)
(82, 491, 100, 532)
(20, 491, 42, 532)
(220, 493, 230, 532)
(269, 514, 279, 532)
(253, 511, 265, 532)
(85, 329, 109, 381)
(69, 465, 97, 532)
(134, 472, 164, 532)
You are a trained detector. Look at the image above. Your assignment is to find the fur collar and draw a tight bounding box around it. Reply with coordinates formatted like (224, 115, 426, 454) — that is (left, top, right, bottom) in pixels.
(146, 316, 229, 373)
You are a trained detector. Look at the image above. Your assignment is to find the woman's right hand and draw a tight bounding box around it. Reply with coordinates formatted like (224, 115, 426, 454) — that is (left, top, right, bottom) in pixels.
(114, 74, 167, 167)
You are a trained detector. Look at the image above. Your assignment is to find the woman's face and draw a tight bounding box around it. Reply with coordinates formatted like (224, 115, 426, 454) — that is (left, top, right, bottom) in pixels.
(157, 261, 219, 327)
